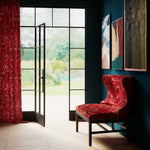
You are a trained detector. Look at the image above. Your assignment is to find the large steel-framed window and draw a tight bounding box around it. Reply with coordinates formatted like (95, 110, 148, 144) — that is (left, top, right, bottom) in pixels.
(20, 7, 85, 121)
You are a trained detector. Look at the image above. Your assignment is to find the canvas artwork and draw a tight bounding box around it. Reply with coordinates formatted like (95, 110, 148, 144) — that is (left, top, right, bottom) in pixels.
(112, 17, 123, 70)
(124, 0, 147, 71)
(102, 14, 110, 69)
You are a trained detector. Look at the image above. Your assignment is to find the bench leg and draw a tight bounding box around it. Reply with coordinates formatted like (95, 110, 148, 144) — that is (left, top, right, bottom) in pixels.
(89, 122, 92, 146)
(111, 123, 114, 131)
(76, 113, 79, 132)
(125, 120, 131, 143)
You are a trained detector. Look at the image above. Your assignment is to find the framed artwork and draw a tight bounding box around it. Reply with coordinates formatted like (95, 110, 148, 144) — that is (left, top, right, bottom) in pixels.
(124, 0, 147, 71)
(102, 14, 110, 69)
(112, 17, 123, 70)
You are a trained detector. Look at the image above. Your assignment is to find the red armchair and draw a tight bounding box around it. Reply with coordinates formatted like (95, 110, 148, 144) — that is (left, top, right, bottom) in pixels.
(76, 75, 134, 146)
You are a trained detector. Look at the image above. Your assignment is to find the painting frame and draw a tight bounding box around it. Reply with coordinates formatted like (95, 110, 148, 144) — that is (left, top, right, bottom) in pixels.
(124, 0, 147, 71)
(102, 14, 110, 69)
(111, 17, 124, 70)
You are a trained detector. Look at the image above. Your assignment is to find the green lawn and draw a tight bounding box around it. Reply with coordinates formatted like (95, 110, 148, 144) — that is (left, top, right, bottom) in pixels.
(46, 82, 68, 95)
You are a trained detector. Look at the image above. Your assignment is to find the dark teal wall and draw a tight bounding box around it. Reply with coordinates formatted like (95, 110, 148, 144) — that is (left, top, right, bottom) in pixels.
(101, 0, 150, 149)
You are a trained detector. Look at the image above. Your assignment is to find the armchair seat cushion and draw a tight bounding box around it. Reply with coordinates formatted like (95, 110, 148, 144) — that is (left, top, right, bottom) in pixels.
(76, 103, 127, 120)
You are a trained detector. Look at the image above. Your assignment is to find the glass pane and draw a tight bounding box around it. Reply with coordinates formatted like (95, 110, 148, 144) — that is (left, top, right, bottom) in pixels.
(41, 47, 44, 70)
(70, 90, 85, 110)
(36, 28, 39, 47)
(36, 8, 52, 26)
(70, 49, 85, 68)
(41, 26, 44, 47)
(70, 28, 85, 48)
(46, 28, 69, 57)
(20, 8, 34, 26)
(53, 8, 69, 26)
(21, 27, 35, 47)
(40, 93, 44, 115)
(22, 91, 34, 111)
(21, 48, 35, 68)
(70, 70, 85, 89)
(70, 9, 85, 27)
(40, 73, 43, 92)
(36, 48, 44, 69)
(36, 91, 39, 113)
(36, 69, 39, 90)
(46, 28, 69, 66)
(46, 28, 69, 54)
(21, 70, 34, 90)
(36, 26, 44, 47)
(36, 48, 39, 68)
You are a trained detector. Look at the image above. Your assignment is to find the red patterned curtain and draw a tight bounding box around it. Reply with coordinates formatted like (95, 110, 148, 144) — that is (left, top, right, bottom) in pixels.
(0, 0, 23, 123)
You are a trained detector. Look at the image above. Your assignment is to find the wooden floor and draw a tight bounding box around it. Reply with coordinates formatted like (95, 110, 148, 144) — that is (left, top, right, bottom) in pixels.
(0, 95, 141, 150)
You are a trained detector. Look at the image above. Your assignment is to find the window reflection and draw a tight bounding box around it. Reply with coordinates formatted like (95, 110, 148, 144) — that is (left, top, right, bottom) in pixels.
(36, 8, 52, 26)
(70, 70, 85, 89)
(21, 28, 34, 47)
(70, 28, 85, 48)
(20, 8, 34, 26)
(70, 49, 85, 68)
(53, 8, 69, 26)
(70, 9, 85, 27)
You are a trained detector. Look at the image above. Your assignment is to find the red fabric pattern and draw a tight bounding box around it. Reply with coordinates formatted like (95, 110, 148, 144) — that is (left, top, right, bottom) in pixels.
(0, 0, 23, 123)
(76, 75, 133, 120)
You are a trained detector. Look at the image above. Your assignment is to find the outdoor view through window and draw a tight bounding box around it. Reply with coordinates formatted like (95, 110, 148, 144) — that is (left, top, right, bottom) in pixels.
(20, 8, 85, 120)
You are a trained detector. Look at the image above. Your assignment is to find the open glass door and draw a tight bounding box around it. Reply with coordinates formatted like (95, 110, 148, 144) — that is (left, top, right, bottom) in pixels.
(35, 23, 46, 126)
(21, 7, 85, 123)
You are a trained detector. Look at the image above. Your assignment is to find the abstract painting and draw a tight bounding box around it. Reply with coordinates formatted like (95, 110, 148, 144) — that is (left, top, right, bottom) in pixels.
(124, 0, 147, 71)
(112, 17, 123, 70)
(102, 14, 110, 69)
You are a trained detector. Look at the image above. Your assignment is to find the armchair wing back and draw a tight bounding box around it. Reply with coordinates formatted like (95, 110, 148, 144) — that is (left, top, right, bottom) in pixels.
(101, 75, 134, 117)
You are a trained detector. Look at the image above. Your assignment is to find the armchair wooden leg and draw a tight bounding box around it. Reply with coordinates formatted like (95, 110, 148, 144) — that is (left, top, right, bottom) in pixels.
(125, 120, 131, 143)
(76, 113, 79, 132)
(89, 121, 92, 146)
(111, 123, 114, 130)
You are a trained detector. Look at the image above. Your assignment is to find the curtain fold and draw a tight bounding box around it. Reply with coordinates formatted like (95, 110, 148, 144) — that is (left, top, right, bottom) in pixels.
(0, 0, 23, 123)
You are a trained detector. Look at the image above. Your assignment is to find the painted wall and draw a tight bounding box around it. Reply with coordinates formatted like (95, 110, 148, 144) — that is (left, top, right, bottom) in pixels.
(101, 0, 150, 149)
